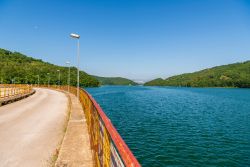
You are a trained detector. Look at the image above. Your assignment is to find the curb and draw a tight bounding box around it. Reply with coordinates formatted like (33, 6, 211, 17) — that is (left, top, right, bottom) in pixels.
(54, 92, 72, 167)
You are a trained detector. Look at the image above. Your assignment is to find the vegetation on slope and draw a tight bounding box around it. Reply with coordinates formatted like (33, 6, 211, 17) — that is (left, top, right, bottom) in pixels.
(93, 76, 138, 85)
(144, 61, 250, 88)
(0, 48, 99, 87)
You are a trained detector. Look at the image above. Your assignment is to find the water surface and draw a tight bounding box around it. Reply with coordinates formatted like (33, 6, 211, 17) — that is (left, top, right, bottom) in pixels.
(86, 86, 250, 166)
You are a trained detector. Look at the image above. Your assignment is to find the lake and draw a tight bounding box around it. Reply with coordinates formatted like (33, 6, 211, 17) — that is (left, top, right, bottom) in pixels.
(86, 86, 250, 166)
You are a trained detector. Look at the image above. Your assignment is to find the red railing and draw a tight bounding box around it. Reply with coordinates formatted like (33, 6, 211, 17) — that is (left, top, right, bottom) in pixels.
(81, 89, 140, 167)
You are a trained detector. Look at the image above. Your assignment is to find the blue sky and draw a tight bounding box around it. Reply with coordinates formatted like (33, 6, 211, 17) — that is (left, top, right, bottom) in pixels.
(0, 0, 250, 82)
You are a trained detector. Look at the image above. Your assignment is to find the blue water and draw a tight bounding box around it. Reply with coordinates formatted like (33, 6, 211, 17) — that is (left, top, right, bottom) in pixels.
(86, 86, 250, 166)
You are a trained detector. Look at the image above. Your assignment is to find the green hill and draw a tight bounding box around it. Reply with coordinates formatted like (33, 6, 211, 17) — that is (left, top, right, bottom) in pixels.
(93, 76, 138, 85)
(0, 48, 99, 87)
(144, 61, 250, 88)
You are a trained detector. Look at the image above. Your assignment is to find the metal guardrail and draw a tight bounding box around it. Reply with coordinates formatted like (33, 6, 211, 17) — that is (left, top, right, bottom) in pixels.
(0, 84, 32, 100)
(39, 85, 141, 167)
(80, 88, 140, 167)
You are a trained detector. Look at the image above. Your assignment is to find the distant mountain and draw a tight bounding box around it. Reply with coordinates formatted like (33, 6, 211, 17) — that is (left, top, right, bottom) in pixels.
(144, 61, 250, 88)
(144, 78, 166, 86)
(93, 76, 138, 85)
(0, 48, 99, 87)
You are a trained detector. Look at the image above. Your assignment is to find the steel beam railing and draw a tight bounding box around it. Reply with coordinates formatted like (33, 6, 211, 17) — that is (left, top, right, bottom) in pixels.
(0, 84, 32, 100)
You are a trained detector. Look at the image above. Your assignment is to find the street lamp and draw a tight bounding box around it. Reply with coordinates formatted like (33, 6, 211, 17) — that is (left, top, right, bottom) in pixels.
(57, 70, 61, 87)
(37, 75, 40, 87)
(66, 61, 71, 93)
(47, 73, 50, 87)
(70, 33, 80, 100)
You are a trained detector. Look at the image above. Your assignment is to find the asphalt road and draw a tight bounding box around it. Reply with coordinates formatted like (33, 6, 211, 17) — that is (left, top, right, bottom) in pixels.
(0, 88, 68, 167)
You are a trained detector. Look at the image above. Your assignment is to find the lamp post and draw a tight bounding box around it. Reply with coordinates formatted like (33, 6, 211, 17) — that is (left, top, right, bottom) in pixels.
(70, 33, 80, 100)
(47, 73, 50, 87)
(57, 70, 60, 87)
(66, 61, 71, 93)
(37, 75, 40, 87)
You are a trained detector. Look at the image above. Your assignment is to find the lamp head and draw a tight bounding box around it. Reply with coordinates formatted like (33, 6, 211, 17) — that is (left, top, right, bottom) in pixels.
(70, 33, 80, 39)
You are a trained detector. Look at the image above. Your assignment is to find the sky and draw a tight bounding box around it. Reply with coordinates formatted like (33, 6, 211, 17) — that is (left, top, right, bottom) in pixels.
(0, 0, 250, 82)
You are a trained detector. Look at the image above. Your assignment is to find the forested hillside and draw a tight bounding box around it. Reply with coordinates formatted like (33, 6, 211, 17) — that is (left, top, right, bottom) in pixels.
(0, 48, 99, 87)
(144, 61, 250, 88)
(93, 76, 138, 85)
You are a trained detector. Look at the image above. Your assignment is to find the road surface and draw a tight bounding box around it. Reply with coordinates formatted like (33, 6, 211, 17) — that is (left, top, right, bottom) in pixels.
(0, 88, 68, 167)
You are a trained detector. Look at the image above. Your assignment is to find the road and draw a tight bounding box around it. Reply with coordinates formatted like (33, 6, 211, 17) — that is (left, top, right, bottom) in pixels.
(0, 88, 68, 167)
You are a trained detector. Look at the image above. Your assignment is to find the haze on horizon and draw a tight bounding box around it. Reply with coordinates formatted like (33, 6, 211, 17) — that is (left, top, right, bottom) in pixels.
(1, 0, 250, 82)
